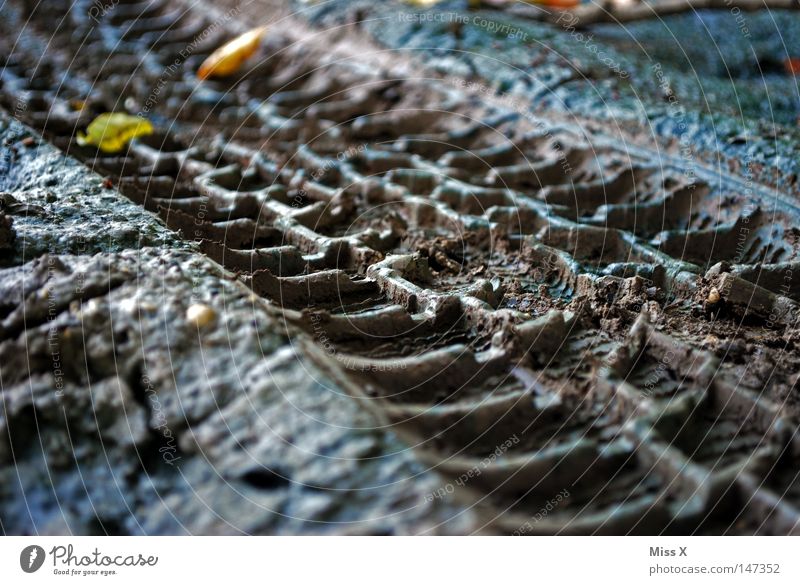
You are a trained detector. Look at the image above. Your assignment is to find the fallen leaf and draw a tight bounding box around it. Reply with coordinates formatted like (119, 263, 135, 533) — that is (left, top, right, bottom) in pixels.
(527, 0, 580, 7)
(784, 57, 800, 76)
(76, 113, 153, 153)
(404, 0, 445, 6)
(197, 26, 267, 80)
(472, 0, 580, 6)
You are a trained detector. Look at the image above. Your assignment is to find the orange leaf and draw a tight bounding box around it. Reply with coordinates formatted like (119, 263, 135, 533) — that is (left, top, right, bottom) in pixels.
(197, 26, 267, 80)
(530, 0, 581, 7)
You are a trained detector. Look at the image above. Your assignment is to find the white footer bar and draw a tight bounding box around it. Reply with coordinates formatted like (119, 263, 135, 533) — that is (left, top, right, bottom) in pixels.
(1, 536, 796, 583)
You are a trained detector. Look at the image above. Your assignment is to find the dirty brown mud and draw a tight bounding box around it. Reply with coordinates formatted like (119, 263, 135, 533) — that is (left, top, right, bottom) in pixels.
(1, 0, 800, 534)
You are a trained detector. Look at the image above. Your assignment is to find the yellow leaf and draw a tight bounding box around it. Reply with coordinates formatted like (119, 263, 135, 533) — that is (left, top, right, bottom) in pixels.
(403, 0, 444, 6)
(197, 26, 267, 80)
(76, 113, 153, 153)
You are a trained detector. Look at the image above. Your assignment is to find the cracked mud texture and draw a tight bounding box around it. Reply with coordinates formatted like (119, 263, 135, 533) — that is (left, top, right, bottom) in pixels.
(1, 0, 800, 535)
(0, 115, 478, 534)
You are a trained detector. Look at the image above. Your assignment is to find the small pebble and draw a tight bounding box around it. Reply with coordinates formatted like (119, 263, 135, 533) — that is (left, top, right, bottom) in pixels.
(186, 303, 217, 328)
